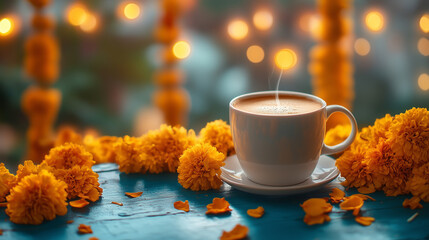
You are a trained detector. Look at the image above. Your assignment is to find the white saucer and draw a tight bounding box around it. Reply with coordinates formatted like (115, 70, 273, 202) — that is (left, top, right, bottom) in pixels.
(220, 155, 339, 196)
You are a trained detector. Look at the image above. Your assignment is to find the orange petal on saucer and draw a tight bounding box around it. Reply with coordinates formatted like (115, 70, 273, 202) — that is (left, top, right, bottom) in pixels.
(174, 200, 190, 212)
(125, 191, 143, 198)
(348, 194, 375, 201)
(69, 199, 90, 208)
(403, 197, 423, 210)
(220, 224, 249, 240)
(355, 216, 375, 226)
(206, 197, 232, 215)
(77, 224, 93, 234)
(247, 206, 265, 218)
(340, 196, 364, 211)
(303, 214, 331, 225)
(300, 198, 333, 217)
(111, 201, 123, 206)
(329, 188, 345, 203)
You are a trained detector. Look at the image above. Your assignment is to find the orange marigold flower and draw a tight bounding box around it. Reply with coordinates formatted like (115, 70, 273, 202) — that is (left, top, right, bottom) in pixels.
(77, 224, 93, 234)
(114, 136, 145, 174)
(55, 126, 83, 147)
(403, 196, 423, 210)
(84, 135, 119, 164)
(220, 224, 248, 240)
(387, 108, 429, 165)
(340, 195, 364, 216)
(178, 143, 225, 191)
(125, 192, 143, 198)
(6, 170, 67, 225)
(355, 216, 375, 226)
(206, 197, 232, 215)
(15, 160, 53, 184)
(140, 124, 197, 173)
(247, 206, 264, 218)
(44, 143, 95, 169)
(69, 199, 90, 208)
(329, 188, 345, 203)
(53, 166, 103, 202)
(199, 120, 235, 157)
(408, 162, 429, 202)
(174, 200, 189, 212)
(0, 163, 16, 202)
(324, 124, 351, 146)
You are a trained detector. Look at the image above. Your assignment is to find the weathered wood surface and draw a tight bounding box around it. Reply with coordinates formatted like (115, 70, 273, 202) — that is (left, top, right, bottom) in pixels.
(0, 163, 427, 240)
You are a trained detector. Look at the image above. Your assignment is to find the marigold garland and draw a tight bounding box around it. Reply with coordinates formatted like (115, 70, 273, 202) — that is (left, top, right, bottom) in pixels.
(199, 120, 235, 158)
(6, 170, 67, 225)
(336, 108, 429, 202)
(177, 143, 225, 191)
(84, 135, 119, 164)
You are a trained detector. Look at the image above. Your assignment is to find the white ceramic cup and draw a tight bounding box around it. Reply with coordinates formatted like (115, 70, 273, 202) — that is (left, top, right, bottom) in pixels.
(229, 91, 357, 186)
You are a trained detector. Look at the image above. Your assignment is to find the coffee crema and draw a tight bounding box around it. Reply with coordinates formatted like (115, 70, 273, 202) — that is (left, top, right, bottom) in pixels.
(233, 95, 322, 115)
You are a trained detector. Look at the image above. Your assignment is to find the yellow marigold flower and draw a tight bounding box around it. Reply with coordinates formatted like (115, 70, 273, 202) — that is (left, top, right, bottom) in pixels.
(84, 135, 119, 164)
(0, 163, 16, 202)
(387, 108, 429, 165)
(324, 124, 351, 146)
(6, 170, 67, 225)
(199, 120, 235, 157)
(53, 166, 103, 202)
(336, 146, 373, 189)
(15, 160, 53, 184)
(114, 136, 145, 174)
(408, 162, 429, 202)
(44, 143, 95, 169)
(177, 143, 225, 191)
(140, 124, 197, 173)
(55, 126, 83, 147)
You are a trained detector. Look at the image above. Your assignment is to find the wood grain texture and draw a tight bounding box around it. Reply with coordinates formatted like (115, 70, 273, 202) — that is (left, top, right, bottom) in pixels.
(0, 163, 427, 240)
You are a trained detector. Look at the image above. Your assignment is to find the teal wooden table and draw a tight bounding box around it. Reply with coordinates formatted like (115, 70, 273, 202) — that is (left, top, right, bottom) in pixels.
(0, 163, 428, 240)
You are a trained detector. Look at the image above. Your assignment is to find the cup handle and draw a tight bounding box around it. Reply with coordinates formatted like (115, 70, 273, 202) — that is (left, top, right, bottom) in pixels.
(321, 105, 358, 155)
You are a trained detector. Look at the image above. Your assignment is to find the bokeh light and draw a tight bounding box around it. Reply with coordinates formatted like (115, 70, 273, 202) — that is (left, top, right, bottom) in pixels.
(66, 3, 88, 26)
(274, 49, 297, 70)
(417, 37, 429, 56)
(253, 10, 273, 31)
(118, 2, 141, 20)
(420, 14, 429, 33)
(227, 20, 249, 40)
(246, 45, 265, 63)
(354, 38, 371, 56)
(172, 41, 191, 59)
(418, 73, 429, 91)
(80, 13, 98, 33)
(365, 11, 384, 32)
(0, 18, 13, 36)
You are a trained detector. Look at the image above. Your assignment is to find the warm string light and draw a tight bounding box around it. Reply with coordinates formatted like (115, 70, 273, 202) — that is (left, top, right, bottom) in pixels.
(274, 49, 297, 70)
(118, 2, 141, 21)
(227, 19, 249, 40)
(80, 13, 98, 33)
(418, 73, 429, 91)
(253, 10, 273, 31)
(172, 41, 191, 59)
(66, 3, 88, 26)
(417, 37, 429, 56)
(354, 38, 371, 56)
(0, 18, 13, 36)
(365, 11, 384, 32)
(246, 45, 264, 63)
(420, 14, 429, 33)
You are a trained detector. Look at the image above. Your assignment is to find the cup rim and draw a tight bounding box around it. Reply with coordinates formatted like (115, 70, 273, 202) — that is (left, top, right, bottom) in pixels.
(229, 91, 327, 117)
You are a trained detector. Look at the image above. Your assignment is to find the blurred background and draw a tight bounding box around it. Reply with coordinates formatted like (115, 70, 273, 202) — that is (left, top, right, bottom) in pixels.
(0, 0, 428, 166)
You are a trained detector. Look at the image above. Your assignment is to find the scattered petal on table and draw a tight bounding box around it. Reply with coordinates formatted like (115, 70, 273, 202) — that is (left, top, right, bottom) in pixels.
(69, 199, 90, 208)
(174, 200, 189, 212)
(403, 197, 423, 210)
(247, 206, 264, 218)
(77, 224, 93, 234)
(220, 224, 248, 240)
(340, 196, 364, 215)
(300, 198, 332, 217)
(66, 220, 74, 224)
(304, 214, 331, 225)
(348, 194, 375, 201)
(355, 216, 375, 226)
(89, 237, 99, 240)
(206, 197, 232, 215)
(125, 192, 143, 198)
(329, 188, 345, 203)
(111, 201, 123, 206)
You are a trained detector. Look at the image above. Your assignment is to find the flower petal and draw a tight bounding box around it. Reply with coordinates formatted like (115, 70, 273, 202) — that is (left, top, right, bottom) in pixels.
(206, 197, 232, 215)
(77, 224, 93, 234)
(355, 216, 375, 226)
(220, 224, 248, 240)
(247, 206, 264, 218)
(125, 192, 143, 198)
(174, 200, 190, 212)
(69, 199, 89, 208)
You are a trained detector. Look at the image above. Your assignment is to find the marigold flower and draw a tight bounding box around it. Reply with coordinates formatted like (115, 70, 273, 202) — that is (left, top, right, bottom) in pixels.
(403, 196, 423, 210)
(6, 170, 67, 225)
(125, 192, 143, 198)
(206, 197, 232, 215)
(408, 162, 429, 202)
(387, 108, 429, 165)
(84, 135, 119, 164)
(15, 160, 53, 184)
(324, 124, 351, 146)
(199, 120, 235, 157)
(69, 199, 90, 208)
(174, 200, 189, 212)
(53, 166, 102, 202)
(355, 216, 375, 226)
(220, 224, 248, 240)
(0, 163, 16, 202)
(114, 136, 145, 174)
(77, 224, 93, 234)
(336, 147, 373, 189)
(55, 126, 83, 147)
(44, 143, 94, 169)
(247, 206, 264, 218)
(140, 124, 197, 173)
(329, 188, 345, 203)
(178, 143, 225, 191)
